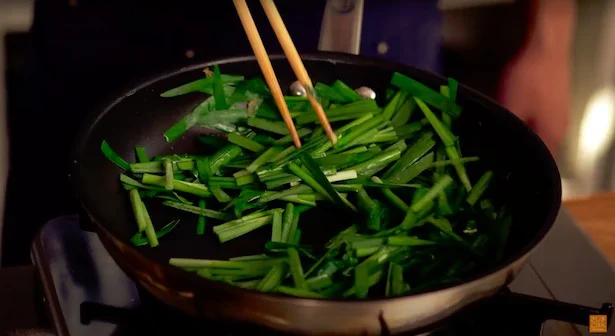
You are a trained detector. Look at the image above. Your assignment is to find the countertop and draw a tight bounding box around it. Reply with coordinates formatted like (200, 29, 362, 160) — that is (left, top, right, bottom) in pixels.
(565, 192, 615, 268)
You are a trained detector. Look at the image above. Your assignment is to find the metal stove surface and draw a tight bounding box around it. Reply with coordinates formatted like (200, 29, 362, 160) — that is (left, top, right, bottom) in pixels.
(30, 209, 615, 336)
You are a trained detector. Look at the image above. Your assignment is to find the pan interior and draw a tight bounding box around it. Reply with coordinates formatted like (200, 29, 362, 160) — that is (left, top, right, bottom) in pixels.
(75, 55, 560, 294)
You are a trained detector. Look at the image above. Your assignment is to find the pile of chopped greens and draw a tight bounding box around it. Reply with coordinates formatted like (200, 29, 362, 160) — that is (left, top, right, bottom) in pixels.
(101, 65, 511, 299)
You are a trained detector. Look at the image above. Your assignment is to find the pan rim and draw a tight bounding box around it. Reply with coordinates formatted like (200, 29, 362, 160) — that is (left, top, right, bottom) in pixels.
(71, 51, 562, 306)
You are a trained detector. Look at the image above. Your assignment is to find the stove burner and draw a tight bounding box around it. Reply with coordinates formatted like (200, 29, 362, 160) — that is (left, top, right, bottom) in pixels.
(31, 215, 614, 336)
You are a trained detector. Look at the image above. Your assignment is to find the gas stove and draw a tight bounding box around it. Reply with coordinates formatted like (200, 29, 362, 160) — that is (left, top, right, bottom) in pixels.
(30, 209, 615, 335)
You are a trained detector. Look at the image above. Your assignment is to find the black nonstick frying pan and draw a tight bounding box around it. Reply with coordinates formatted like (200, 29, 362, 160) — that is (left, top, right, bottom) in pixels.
(72, 52, 561, 335)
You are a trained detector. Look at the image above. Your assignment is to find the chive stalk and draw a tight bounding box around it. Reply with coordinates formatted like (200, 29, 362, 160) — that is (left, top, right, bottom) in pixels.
(197, 199, 207, 235)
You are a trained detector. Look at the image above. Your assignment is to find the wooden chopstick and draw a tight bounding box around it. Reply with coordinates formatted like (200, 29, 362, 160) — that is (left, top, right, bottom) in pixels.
(233, 0, 303, 148)
(260, 0, 338, 145)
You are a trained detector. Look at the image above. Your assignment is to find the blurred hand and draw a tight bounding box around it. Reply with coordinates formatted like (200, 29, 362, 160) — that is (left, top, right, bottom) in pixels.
(497, 43, 571, 155)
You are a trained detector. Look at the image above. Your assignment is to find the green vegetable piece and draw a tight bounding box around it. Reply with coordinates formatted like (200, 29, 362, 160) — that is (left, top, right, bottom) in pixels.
(382, 90, 408, 121)
(415, 97, 472, 191)
(336, 114, 375, 135)
(390, 97, 417, 128)
(440, 86, 453, 128)
(297, 153, 356, 210)
(343, 148, 402, 177)
(395, 119, 428, 139)
(251, 133, 276, 146)
(388, 152, 434, 184)
(279, 195, 317, 206)
(197, 199, 207, 235)
(337, 115, 384, 149)
(331, 80, 362, 103)
(411, 175, 453, 214)
(354, 130, 398, 145)
(230, 254, 271, 261)
(425, 217, 473, 249)
(216, 216, 274, 243)
(414, 97, 455, 146)
(306, 274, 334, 291)
(448, 78, 458, 103)
(371, 176, 409, 212)
(162, 200, 232, 221)
(160, 74, 243, 97)
(245, 146, 282, 174)
(277, 286, 324, 299)
(176, 160, 194, 171)
(258, 184, 313, 204)
(164, 159, 174, 191)
(214, 209, 280, 232)
(257, 264, 286, 292)
(101, 140, 130, 170)
(286, 206, 302, 244)
(210, 186, 232, 203)
(208, 177, 239, 189)
(315, 82, 346, 103)
(140, 201, 159, 247)
(210, 145, 243, 175)
(389, 263, 409, 296)
(196, 157, 212, 183)
(135, 146, 149, 163)
(354, 247, 401, 298)
(129, 189, 147, 232)
(400, 175, 453, 229)
(387, 236, 437, 246)
(383, 133, 435, 179)
(170, 257, 284, 269)
(385, 263, 394, 296)
(437, 190, 453, 217)
(130, 219, 180, 247)
(255, 101, 282, 120)
(273, 128, 312, 145)
(291, 228, 302, 245)
(120, 174, 164, 191)
(467, 171, 493, 206)
(345, 269, 383, 298)
(314, 148, 380, 169)
(271, 210, 283, 242)
(197, 108, 251, 130)
(288, 248, 307, 289)
(296, 100, 379, 124)
(164, 96, 216, 143)
(280, 203, 295, 243)
(247, 117, 289, 135)
(228, 132, 265, 153)
(273, 136, 328, 167)
(130, 161, 162, 174)
(357, 189, 385, 231)
(142, 173, 211, 198)
(390, 72, 461, 117)
(266, 176, 301, 189)
(212, 64, 229, 110)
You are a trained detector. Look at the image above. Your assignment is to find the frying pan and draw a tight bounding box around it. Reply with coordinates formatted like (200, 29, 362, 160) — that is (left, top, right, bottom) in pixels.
(72, 52, 561, 335)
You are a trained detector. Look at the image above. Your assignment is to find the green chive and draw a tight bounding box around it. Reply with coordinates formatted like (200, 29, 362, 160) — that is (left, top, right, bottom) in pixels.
(197, 199, 207, 235)
(101, 140, 130, 170)
(162, 200, 232, 221)
(228, 132, 265, 153)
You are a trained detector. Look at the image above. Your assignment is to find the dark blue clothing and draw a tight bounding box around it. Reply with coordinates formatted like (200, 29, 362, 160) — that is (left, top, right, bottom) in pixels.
(3, 0, 441, 265)
(361, 1, 441, 72)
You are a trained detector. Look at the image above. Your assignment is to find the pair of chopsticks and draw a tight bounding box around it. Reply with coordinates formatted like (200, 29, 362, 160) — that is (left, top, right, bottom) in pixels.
(233, 0, 337, 148)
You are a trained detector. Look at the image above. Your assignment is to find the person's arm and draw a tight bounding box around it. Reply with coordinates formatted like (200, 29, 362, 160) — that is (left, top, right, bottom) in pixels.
(497, 0, 577, 154)
(524, 0, 576, 56)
